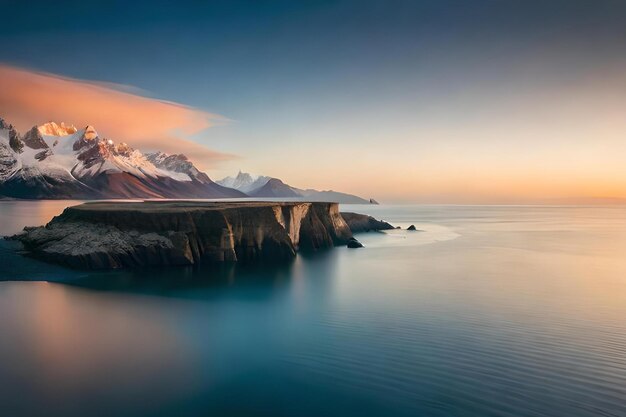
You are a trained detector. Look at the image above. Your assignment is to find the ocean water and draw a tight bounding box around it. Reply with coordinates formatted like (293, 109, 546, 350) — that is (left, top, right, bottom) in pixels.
(0, 201, 625, 417)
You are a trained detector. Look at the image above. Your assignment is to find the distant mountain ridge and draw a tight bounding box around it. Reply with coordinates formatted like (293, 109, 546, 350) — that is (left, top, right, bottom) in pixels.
(217, 171, 373, 204)
(249, 178, 301, 198)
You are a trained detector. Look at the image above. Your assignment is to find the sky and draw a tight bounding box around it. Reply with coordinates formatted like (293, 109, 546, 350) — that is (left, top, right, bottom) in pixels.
(1, 0, 625, 203)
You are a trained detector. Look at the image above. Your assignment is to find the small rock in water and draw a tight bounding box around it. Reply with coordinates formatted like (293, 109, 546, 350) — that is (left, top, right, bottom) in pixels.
(347, 237, 364, 248)
(407, 225, 417, 231)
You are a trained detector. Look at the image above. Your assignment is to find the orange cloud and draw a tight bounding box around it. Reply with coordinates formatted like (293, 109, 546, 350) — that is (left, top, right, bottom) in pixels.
(0, 64, 234, 167)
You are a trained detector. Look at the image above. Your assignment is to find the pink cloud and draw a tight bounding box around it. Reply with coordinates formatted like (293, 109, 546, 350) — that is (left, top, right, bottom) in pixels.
(0, 64, 235, 168)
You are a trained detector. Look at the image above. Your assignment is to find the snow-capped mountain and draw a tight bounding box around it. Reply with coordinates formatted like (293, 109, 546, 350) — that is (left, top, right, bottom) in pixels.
(217, 171, 373, 203)
(0, 119, 22, 182)
(0, 118, 244, 199)
(217, 171, 271, 194)
(145, 151, 212, 183)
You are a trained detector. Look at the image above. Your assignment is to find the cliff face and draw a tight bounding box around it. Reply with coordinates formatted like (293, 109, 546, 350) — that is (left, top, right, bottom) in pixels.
(12, 201, 352, 269)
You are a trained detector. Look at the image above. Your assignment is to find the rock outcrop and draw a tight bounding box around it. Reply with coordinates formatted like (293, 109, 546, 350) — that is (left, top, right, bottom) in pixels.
(21, 126, 48, 150)
(11, 201, 353, 269)
(340, 212, 394, 233)
(407, 225, 417, 231)
(347, 237, 364, 248)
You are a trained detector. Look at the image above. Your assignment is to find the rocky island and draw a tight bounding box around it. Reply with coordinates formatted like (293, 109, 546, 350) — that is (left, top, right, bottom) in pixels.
(10, 201, 368, 269)
(340, 212, 395, 233)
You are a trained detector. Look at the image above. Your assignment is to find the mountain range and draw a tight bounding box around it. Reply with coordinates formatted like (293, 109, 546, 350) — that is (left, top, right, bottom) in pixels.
(217, 171, 372, 203)
(0, 118, 375, 203)
(0, 118, 243, 199)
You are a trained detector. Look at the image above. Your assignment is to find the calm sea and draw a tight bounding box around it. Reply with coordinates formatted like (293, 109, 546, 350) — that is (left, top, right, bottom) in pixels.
(0, 201, 625, 417)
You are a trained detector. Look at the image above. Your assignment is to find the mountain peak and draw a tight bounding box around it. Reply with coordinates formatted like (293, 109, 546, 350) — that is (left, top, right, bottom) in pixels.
(38, 121, 77, 137)
(248, 177, 301, 198)
(0, 117, 23, 153)
(145, 151, 211, 184)
(236, 170, 255, 181)
(72, 125, 100, 151)
(145, 151, 190, 165)
(83, 125, 98, 140)
(0, 118, 12, 130)
(217, 171, 270, 193)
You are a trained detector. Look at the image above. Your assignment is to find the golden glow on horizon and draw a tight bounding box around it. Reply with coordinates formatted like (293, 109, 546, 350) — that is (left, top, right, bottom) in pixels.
(226, 64, 626, 203)
(3, 62, 626, 203)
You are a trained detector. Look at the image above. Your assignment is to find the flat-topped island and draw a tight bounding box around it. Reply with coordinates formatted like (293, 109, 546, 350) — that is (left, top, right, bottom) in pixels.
(11, 201, 355, 269)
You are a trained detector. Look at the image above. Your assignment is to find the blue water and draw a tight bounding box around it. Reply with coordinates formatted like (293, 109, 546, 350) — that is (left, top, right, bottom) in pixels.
(1, 201, 625, 417)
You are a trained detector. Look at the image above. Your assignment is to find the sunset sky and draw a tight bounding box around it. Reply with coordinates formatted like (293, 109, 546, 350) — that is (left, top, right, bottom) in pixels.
(1, 0, 626, 203)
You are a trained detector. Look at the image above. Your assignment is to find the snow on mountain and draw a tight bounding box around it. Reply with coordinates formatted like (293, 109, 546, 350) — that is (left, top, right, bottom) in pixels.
(217, 170, 271, 193)
(145, 151, 210, 183)
(0, 117, 243, 199)
(0, 122, 22, 181)
(38, 121, 78, 138)
(16, 123, 163, 183)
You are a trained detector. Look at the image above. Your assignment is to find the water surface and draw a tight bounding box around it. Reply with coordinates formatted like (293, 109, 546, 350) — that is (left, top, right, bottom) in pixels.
(1, 201, 625, 417)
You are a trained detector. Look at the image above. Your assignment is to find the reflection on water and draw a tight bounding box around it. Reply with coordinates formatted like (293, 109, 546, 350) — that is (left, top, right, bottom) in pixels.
(0, 200, 84, 236)
(0, 201, 625, 417)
